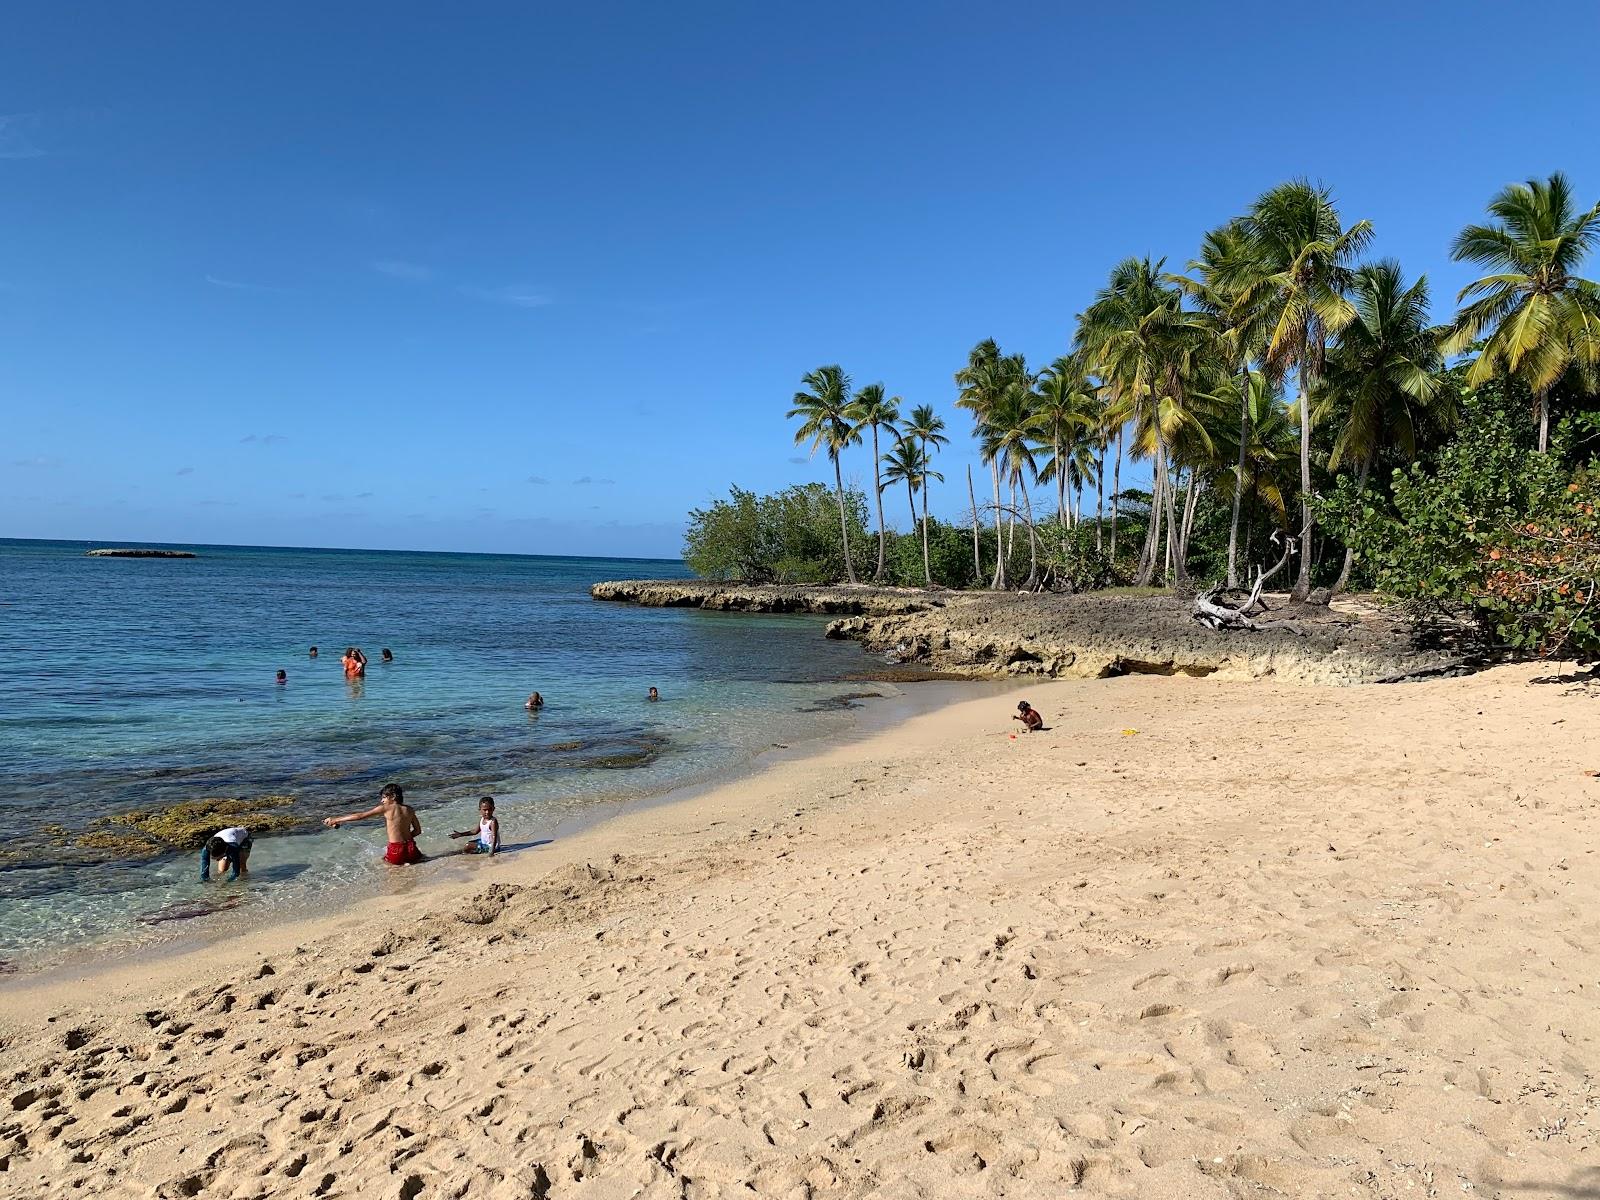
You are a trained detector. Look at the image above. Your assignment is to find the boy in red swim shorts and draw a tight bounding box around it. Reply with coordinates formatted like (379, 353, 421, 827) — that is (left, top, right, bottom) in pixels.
(324, 782, 424, 865)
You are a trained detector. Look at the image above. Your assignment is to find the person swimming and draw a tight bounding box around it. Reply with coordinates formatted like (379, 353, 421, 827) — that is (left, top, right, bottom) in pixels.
(381, 648, 394, 663)
(647, 687, 660, 702)
(525, 692, 544, 711)
(309, 646, 318, 658)
(276, 669, 287, 684)
(343, 647, 367, 678)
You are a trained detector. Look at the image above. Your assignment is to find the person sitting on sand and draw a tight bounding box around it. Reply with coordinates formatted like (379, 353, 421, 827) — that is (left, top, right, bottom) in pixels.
(449, 796, 501, 856)
(1013, 701, 1044, 732)
(276, 669, 287, 684)
(647, 687, 659, 702)
(200, 826, 252, 881)
(323, 782, 423, 865)
(381, 648, 394, 663)
(309, 646, 318, 658)
(525, 691, 544, 711)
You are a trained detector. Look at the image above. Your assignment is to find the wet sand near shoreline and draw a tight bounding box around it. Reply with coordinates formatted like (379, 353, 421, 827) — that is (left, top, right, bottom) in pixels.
(2, 664, 1598, 1198)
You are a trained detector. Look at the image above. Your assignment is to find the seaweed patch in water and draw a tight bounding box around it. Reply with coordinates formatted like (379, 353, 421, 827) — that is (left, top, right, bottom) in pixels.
(69, 795, 306, 862)
(795, 691, 884, 713)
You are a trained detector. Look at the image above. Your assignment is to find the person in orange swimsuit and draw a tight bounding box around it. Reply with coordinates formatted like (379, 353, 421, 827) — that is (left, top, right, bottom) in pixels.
(343, 647, 367, 678)
(323, 783, 422, 865)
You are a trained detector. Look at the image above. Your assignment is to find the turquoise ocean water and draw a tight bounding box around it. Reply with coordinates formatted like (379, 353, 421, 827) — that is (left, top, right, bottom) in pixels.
(0, 539, 882, 962)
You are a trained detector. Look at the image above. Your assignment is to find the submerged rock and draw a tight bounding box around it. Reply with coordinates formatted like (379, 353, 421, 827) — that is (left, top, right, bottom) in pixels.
(75, 795, 304, 860)
(85, 548, 197, 558)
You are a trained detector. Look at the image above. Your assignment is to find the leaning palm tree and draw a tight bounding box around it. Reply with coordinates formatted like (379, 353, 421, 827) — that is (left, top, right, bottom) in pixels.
(1238, 180, 1373, 601)
(901, 404, 949, 585)
(1178, 220, 1273, 587)
(788, 365, 862, 585)
(1318, 261, 1450, 592)
(980, 380, 1045, 589)
(847, 383, 900, 582)
(1445, 171, 1600, 453)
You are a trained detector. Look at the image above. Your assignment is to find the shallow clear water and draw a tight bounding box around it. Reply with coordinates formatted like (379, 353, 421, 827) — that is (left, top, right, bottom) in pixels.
(0, 539, 881, 960)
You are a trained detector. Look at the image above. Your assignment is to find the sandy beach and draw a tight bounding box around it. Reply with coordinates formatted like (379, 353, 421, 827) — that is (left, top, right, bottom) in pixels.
(4, 664, 1599, 1199)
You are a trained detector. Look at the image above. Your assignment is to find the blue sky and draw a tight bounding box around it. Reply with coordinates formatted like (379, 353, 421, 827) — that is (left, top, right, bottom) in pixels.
(5, 1, 1599, 557)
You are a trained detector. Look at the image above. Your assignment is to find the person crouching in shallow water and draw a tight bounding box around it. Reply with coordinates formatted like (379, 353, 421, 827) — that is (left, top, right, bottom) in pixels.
(450, 796, 501, 855)
(647, 687, 659, 702)
(1013, 700, 1044, 732)
(200, 826, 252, 881)
(324, 782, 423, 865)
(525, 691, 544, 711)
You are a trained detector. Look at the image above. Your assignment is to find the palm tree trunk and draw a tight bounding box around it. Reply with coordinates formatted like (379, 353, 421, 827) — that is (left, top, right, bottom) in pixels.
(1536, 386, 1551, 454)
(1055, 434, 1067, 556)
(1179, 473, 1204, 575)
(1225, 362, 1251, 589)
(1292, 369, 1315, 602)
(920, 438, 933, 586)
(1109, 426, 1123, 563)
(989, 461, 1006, 590)
(1095, 439, 1106, 553)
(1020, 477, 1040, 590)
(967, 465, 981, 586)
(1006, 479, 1016, 562)
(870, 424, 887, 582)
(1137, 461, 1163, 587)
(1331, 453, 1373, 596)
(905, 480, 918, 538)
(833, 453, 858, 585)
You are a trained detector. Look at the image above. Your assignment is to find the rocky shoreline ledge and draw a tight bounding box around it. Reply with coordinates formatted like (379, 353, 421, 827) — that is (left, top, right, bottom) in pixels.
(593, 581, 1469, 685)
(86, 548, 197, 558)
(590, 579, 944, 616)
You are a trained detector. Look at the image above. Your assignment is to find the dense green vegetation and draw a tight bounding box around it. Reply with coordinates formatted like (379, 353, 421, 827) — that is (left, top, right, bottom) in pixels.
(686, 172, 1600, 656)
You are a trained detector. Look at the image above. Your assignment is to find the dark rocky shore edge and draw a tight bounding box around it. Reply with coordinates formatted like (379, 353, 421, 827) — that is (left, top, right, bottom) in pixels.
(590, 580, 1471, 685)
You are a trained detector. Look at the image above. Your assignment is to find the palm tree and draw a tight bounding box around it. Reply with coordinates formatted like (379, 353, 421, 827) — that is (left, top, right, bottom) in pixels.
(980, 379, 1044, 589)
(1077, 257, 1211, 585)
(1445, 172, 1600, 453)
(1033, 354, 1100, 536)
(1192, 369, 1299, 572)
(902, 404, 949, 585)
(1179, 220, 1273, 587)
(956, 341, 1030, 589)
(788, 365, 862, 585)
(1239, 180, 1372, 601)
(848, 383, 900, 582)
(881, 437, 943, 585)
(1318, 261, 1449, 592)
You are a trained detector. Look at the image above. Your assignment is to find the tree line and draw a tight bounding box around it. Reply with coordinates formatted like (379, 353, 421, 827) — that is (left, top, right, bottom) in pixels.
(692, 173, 1600, 655)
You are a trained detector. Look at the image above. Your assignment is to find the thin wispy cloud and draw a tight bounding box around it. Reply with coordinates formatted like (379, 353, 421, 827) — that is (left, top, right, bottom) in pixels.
(0, 114, 46, 160)
(240, 433, 288, 445)
(372, 259, 432, 281)
(12, 455, 59, 468)
(460, 284, 553, 309)
(355, 491, 374, 499)
(787, 456, 807, 465)
(205, 274, 287, 292)
(175, 466, 195, 476)
(572, 476, 616, 486)
(527, 475, 549, 485)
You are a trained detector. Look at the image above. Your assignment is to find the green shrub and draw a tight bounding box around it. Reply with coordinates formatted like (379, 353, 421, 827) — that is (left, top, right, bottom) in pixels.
(684, 484, 871, 583)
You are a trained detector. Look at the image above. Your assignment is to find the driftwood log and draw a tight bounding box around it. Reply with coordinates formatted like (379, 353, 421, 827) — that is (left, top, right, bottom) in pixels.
(1192, 537, 1306, 634)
